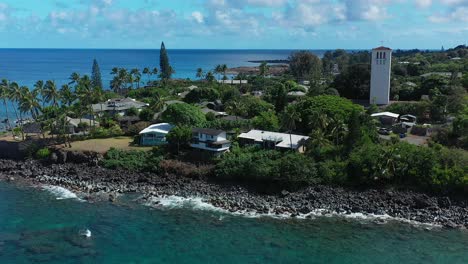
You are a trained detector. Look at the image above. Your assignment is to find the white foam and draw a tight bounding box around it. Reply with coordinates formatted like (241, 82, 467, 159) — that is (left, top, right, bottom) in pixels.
(42, 185, 82, 201)
(146, 196, 224, 212)
(79, 229, 92, 238)
(144, 195, 440, 228)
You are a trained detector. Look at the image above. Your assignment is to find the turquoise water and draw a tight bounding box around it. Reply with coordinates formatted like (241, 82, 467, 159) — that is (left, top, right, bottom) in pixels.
(1, 182, 467, 264)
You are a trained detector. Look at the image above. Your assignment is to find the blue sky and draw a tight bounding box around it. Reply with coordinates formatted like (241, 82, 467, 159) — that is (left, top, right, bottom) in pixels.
(0, 0, 467, 49)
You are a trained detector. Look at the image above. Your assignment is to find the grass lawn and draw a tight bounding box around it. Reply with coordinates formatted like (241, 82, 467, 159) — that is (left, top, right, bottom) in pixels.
(58, 136, 153, 153)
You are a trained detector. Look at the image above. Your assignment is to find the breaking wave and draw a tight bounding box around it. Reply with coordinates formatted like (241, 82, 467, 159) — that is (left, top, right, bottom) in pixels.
(144, 195, 440, 228)
(42, 185, 82, 201)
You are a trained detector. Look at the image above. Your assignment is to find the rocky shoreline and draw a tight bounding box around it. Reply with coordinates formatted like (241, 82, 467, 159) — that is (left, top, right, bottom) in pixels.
(0, 158, 467, 229)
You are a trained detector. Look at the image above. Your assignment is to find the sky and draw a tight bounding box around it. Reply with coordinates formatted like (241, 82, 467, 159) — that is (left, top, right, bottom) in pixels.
(0, 0, 467, 49)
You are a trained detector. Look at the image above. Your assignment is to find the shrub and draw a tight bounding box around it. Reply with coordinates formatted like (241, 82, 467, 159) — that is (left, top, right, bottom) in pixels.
(215, 146, 318, 189)
(102, 148, 163, 172)
(35, 148, 51, 160)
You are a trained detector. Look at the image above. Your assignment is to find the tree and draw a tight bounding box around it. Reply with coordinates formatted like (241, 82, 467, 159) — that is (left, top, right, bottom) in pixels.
(33, 80, 45, 107)
(130, 68, 141, 89)
(252, 111, 280, 131)
(139, 108, 155, 122)
(332, 63, 371, 100)
(214, 65, 223, 80)
(59, 84, 75, 107)
(91, 59, 103, 89)
(166, 126, 192, 154)
(345, 109, 362, 151)
(159, 42, 173, 80)
(69, 72, 80, 85)
(281, 106, 301, 150)
(43, 80, 60, 107)
(196, 68, 205, 79)
(288, 51, 322, 81)
(184, 87, 220, 104)
(292, 95, 363, 134)
(205, 71, 215, 82)
(162, 103, 206, 127)
(221, 64, 228, 80)
(0, 80, 12, 131)
(266, 83, 288, 112)
(259, 62, 269, 77)
(143, 67, 151, 84)
(18, 87, 40, 120)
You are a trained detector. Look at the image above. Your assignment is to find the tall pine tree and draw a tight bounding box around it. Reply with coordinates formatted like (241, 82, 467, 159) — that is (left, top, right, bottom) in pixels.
(91, 59, 103, 89)
(159, 42, 173, 80)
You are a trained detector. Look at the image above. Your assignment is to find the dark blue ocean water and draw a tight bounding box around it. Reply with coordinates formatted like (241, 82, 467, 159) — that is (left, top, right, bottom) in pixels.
(0, 182, 467, 263)
(0, 49, 309, 88)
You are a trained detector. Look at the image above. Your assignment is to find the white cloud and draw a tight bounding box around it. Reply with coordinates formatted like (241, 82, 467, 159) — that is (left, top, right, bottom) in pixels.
(429, 6, 468, 23)
(191, 11, 204, 23)
(415, 0, 432, 8)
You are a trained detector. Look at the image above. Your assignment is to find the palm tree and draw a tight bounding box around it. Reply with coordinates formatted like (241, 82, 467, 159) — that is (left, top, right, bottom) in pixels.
(221, 64, 228, 80)
(7, 82, 26, 139)
(18, 87, 41, 121)
(214, 64, 223, 80)
(130, 68, 141, 88)
(7, 82, 22, 123)
(143, 67, 151, 84)
(205, 71, 215, 82)
(281, 107, 301, 150)
(69, 72, 80, 85)
(33, 80, 45, 108)
(0, 79, 12, 131)
(76, 75, 96, 129)
(226, 100, 246, 120)
(152, 68, 158, 80)
(196, 68, 204, 79)
(59, 84, 75, 107)
(259, 62, 269, 77)
(43, 80, 60, 107)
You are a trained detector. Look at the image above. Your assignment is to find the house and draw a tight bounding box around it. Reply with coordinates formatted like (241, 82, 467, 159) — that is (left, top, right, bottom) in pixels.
(92, 98, 149, 116)
(118, 116, 141, 131)
(287, 91, 306, 97)
(190, 128, 231, 153)
(420, 72, 463, 78)
(139, 123, 174, 146)
(371, 112, 417, 129)
(217, 80, 248, 85)
(371, 112, 400, 126)
(64, 117, 99, 134)
(238, 130, 309, 153)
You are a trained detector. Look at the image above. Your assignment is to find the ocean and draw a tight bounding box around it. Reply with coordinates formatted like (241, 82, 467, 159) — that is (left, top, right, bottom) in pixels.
(0, 182, 467, 263)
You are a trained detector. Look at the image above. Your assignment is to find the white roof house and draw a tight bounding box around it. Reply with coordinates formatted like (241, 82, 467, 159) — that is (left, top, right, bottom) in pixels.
(371, 112, 400, 119)
(238, 130, 309, 152)
(139, 123, 174, 135)
(139, 123, 175, 146)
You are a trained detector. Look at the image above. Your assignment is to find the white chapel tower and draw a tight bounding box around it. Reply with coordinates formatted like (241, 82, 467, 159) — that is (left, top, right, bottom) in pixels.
(370, 46, 392, 105)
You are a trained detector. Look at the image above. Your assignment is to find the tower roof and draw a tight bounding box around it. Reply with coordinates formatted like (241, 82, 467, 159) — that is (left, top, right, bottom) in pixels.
(373, 46, 392, 51)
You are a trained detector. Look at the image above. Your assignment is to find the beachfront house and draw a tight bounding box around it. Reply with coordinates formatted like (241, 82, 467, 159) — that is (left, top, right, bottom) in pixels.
(139, 123, 174, 146)
(190, 128, 231, 154)
(238, 130, 309, 153)
(92, 98, 149, 116)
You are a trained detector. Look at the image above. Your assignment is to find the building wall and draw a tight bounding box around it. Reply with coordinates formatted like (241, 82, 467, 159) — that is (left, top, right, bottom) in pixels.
(140, 132, 168, 146)
(370, 49, 392, 105)
(191, 132, 229, 152)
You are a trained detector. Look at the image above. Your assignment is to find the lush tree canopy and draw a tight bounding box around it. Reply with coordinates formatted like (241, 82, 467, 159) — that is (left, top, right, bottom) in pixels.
(161, 103, 206, 127)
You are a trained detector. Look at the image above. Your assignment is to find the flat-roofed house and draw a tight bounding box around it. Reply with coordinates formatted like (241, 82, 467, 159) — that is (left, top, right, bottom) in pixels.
(190, 128, 231, 153)
(238, 130, 309, 153)
(139, 123, 174, 146)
